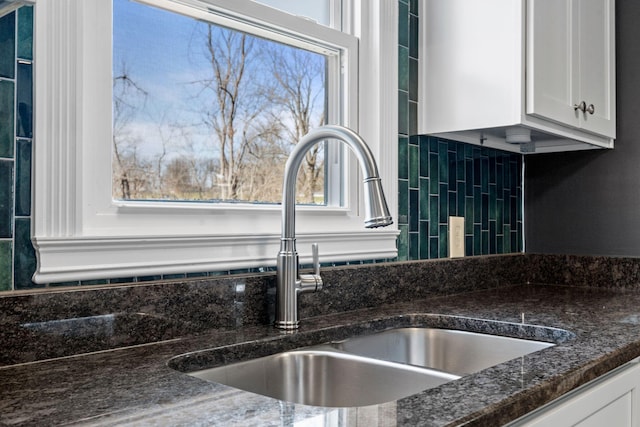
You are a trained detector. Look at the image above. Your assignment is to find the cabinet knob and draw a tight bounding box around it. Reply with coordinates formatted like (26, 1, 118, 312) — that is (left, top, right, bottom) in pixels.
(573, 101, 587, 113)
(586, 104, 595, 115)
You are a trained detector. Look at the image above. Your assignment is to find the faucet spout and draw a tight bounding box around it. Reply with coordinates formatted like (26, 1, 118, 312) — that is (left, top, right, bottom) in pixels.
(275, 125, 393, 330)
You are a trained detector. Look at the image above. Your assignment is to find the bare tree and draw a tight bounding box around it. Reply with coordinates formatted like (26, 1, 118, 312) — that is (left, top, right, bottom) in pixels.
(265, 46, 326, 203)
(112, 63, 148, 199)
(198, 24, 270, 200)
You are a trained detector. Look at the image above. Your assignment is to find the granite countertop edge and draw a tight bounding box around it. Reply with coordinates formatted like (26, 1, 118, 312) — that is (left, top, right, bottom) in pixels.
(3, 283, 640, 426)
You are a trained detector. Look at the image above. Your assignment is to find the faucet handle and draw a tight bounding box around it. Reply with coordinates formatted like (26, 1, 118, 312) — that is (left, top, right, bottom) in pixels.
(311, 243, 320, 276)
(299, 243, 323, 292)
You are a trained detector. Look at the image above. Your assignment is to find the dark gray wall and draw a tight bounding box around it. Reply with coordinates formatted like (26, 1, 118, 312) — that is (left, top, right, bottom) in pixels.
(525, 0, 640, 256)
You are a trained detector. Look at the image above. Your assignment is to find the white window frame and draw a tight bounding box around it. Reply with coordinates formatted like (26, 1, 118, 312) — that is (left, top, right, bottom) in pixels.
(31, 0, 398, 283)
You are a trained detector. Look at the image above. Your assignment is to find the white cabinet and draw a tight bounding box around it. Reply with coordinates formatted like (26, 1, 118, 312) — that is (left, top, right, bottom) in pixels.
(507, 359, 640, 426)
(418, 0, 615, 154)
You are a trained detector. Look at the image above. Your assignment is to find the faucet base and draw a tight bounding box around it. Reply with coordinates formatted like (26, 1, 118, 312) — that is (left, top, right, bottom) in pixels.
(275, 319, 300, 330)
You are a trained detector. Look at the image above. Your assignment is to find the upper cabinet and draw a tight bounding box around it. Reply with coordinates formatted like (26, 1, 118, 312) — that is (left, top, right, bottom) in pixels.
(418, 0, 615, 154)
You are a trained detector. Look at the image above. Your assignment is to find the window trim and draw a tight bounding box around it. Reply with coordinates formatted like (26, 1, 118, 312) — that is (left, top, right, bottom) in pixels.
(32, 0, 398, 283)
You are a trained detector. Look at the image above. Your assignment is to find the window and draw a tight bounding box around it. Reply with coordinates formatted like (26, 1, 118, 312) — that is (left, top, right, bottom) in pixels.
(112, 0, 332, 205)
(32, 0, 398, 283)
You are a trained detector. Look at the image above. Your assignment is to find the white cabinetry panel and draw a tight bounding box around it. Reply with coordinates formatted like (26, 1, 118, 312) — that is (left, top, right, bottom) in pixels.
(419, 0, 615, 154)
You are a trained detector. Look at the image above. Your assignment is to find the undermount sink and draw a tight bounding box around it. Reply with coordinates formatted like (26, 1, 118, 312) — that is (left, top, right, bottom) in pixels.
(331, 327, 555, 376)
(188, 348, 459, 407)
(176, 326, 557, 407)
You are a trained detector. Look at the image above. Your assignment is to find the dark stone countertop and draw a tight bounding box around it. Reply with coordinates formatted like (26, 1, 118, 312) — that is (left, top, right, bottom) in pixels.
(3, 282, 640, 426)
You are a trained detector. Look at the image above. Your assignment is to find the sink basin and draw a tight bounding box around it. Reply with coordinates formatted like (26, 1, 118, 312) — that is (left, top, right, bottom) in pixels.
(332, 327, 555, 375)
(187, 348, 459, 407)
(174, 324, 559, 408)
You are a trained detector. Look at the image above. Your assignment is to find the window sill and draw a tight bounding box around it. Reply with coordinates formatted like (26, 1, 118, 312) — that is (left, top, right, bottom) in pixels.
(33, 229, 398, 283)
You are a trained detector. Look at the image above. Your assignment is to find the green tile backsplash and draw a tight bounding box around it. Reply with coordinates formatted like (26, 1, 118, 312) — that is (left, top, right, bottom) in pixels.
(396, 0, 522, 261)
(0, 79, 14, 157)
(1, 6, 36, 291)
(0, 1, 523, 291)
(0, 11, 15, 79)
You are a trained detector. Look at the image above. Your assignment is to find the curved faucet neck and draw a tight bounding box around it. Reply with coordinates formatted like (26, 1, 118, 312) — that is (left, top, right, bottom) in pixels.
(280, 125, 382, 241)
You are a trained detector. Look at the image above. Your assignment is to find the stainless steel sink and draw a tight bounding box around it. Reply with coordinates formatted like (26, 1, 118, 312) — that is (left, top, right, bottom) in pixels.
(177, 325, 557, 408)
(332, 327, 555, 375)
(188, 348, 459, 407)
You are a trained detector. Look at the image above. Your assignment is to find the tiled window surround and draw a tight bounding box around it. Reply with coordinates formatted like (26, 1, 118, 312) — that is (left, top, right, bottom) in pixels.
(0, 7, 34, 291)
(0, 2, 523, 291)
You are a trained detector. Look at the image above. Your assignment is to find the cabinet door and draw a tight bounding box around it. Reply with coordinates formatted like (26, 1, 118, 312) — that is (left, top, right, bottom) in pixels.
(526, 0, 576, 128)
(577, 0, 615, 137)
(527, 0, 615, 138)
(508, 361, 640, 426)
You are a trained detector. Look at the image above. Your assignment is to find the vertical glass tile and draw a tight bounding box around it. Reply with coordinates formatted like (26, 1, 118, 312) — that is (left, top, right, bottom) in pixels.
(16, 62, 32, 138)
(419, 136, 429, 178)
(398, 224, 409, 261)
(398, 46, 409, 92)
(489, 155, 497, 184)
(496, 160, 504, 194)
(17, 6, 33, 60)
(439, 183, 448, 224)
(15, 139, 30, 216)
(489, 221, 497, 253)
(14, 217, 37, 289)
(409, 232, 419, 260)
(517, 224, 523, 252)
(465, 196, 474, 234)
(489, 184, 497, 221)
(510, 159, 520, 190)
(439, 225, 448, 258)
(0, 11, 15, 78)
(456, 182, 465, 217)
(419, 220, 429, 259)
(409, 143, 418, 188)
(473, 187, 481, 224)
(465, 236, 473, 257)
(481, 230, 489, 255)
(448, 191, 456, 218)
(465, 159, 473, 196)
(438, 142, 448, 183)
(429, 196, 438, 236)
(481, 157, 489, 192)
(429, 138, 439, 153)
(448, 151, 456, 188)
(511, 231, 518, 253)
(398, 1, 409, 48)
(503, 225, 512, 253)
(429, 236, 438, 259)
(0, 80, 15, 157)
(0, 240, 11, 291)
(409, 100, 417, 136)
(497, 198, 504, 230)
(409, 58, 418, 102)
(398, 136, 408, 180)
(409, 0, 419, 16)
(398, 90, 408, 135)
(398, 179, 409, 225)
(419, 178, 429, 221)
(429, 153, 439, 194)
(473, 224, 481, 255)
(0, 160, 13, 238)
(473, 157, 481, 185)
(481, 193, 489, 229)
(409, 189, 419, 232)
(409, 14, 419, 59)
(456, 147, 465, 181)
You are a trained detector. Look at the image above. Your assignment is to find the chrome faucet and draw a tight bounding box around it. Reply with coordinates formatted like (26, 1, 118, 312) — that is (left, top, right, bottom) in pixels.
(275, 125, 393, 330)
